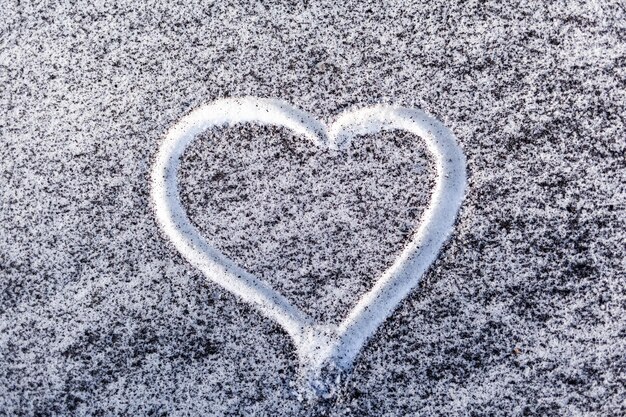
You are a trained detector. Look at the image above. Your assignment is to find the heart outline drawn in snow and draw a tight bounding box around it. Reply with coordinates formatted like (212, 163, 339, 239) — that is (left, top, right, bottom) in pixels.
(151, 97, 466, 394)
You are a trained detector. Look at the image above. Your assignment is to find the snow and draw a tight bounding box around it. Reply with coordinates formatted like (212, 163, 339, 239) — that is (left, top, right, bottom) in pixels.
(1, 0, 625, 415)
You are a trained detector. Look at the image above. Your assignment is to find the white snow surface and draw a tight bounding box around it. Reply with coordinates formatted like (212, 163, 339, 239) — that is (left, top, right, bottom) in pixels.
(1, 1, 625, 415)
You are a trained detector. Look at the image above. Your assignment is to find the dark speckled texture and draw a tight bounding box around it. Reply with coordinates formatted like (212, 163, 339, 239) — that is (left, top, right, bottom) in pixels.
(1, 1, 625, 415)
(179, 126, 435, 325)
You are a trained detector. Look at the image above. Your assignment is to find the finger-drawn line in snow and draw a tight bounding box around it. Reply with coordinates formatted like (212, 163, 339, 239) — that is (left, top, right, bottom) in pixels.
(151, 97, 466, 395)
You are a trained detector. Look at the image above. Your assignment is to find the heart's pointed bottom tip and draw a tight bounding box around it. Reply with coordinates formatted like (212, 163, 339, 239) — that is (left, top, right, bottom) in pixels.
(293, 325, 348, 399)
(297, 359, 346, 401)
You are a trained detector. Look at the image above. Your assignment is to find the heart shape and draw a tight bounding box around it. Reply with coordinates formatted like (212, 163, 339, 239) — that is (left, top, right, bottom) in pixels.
(151, 97, 466, 392)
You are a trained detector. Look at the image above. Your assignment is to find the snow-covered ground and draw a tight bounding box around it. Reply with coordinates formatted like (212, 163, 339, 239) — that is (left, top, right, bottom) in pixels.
(1, 1, 625, 415)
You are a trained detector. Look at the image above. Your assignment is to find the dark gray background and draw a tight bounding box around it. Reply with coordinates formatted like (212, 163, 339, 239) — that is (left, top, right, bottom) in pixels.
(1, 1, 624, 415)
